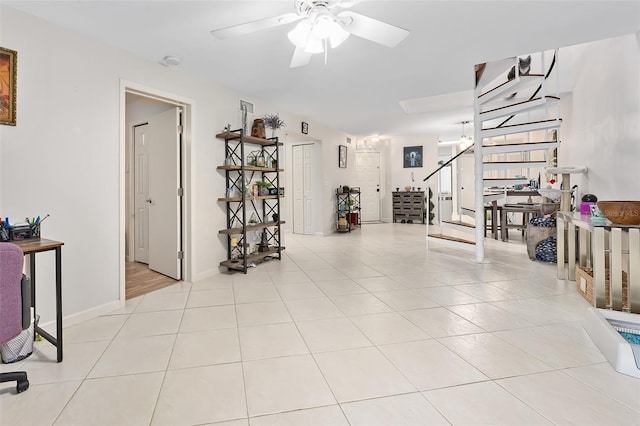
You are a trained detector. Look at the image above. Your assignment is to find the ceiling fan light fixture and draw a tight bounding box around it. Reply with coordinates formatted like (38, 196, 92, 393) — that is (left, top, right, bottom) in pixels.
(303, 33, 324, 54)
(328, 20, 349, 48)
(287, 20, 312, 47)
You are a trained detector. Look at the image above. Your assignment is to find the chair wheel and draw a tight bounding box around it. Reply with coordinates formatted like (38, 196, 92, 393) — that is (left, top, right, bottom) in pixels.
(407, 220, 413, 224)
(17, 378, 29, 393)
(400, 220, 405, 223)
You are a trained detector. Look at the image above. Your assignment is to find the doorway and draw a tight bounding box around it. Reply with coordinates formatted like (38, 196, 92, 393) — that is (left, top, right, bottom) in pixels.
(292, 143, 315, 235)
(122, 86, 191, 301)
(356, 152, 381, 221)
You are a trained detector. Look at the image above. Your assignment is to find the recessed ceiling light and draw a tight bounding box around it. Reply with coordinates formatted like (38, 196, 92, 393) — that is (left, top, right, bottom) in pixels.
(159, 56, 181, 66)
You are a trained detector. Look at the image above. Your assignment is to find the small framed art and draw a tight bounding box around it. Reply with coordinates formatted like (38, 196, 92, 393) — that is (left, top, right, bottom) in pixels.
(0, 47, 17, 126)
(403, 146, 423, 168)
(338, 145, 347, 168)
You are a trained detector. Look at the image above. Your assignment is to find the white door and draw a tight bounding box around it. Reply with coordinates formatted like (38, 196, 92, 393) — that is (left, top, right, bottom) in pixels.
(134, 125, 150, 263)
(303, 146, 313, 234)
(458, 154, 475, 213)
(147, 107, 182, 280)
(356, 152, 380, 221)
(292, 144, 314, 234)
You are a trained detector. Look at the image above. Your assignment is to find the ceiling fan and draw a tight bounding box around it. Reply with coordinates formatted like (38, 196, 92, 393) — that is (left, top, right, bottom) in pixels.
(210, 0, 410, 68)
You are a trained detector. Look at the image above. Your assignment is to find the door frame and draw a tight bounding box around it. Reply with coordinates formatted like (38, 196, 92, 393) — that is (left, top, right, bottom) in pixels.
(355, 151, 382, 222)
(292, 143, 316, 235)
(119, 80, 193, 303)
(283, 132, 322, 235)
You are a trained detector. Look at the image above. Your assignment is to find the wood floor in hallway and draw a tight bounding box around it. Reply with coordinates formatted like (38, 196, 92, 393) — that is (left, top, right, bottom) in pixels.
(125, 261, 179, 300)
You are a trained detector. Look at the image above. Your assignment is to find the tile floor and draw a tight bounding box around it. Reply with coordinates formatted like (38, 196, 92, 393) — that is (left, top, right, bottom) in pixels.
(2, 223, 639, 425)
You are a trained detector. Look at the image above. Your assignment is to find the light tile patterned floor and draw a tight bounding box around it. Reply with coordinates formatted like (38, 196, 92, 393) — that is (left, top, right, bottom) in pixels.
(2, 223, 639, 425)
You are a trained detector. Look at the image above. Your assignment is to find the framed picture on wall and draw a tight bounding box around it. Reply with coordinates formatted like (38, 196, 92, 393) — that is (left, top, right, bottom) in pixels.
(0, 47, 17, 126)
(338, 145, 347, 168)
(403, 146, 423, 168)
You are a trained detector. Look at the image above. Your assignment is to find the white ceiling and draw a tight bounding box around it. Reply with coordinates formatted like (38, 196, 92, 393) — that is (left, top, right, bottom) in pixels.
(5, 0, 639, 140)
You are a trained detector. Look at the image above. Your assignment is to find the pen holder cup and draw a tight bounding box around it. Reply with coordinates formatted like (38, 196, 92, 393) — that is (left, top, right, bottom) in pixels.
(31, 223, 41, 239)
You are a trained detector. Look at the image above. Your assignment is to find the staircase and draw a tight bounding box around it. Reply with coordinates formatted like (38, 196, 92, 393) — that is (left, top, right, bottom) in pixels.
(426, 51, 561, 261)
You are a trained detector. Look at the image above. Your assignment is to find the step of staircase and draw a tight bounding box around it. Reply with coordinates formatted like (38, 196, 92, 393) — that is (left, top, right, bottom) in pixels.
(427, 234, 476, 251)
(479, 96, 560, 121)
(481, 119, 561, 139)
(482, 140, 559, 155)
(441, 220, 476, 235)
(477, 74, 544, 105)
(483, 177, 528, 187)
(483, 160, 549, 171)
(483, 192, 506, 203)
(460, 207, 476, 218)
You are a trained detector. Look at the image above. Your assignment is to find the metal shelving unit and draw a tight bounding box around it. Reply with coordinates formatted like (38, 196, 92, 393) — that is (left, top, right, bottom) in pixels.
(336, 187, 361, 232)
(216, 130, 284, 273)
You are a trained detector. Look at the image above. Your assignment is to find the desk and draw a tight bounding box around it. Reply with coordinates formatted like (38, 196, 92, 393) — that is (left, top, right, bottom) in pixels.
(12, 238, 64, 362)
(501, 204, 544, 242)
(557, 212, 640, 313)
(483, 191, 541, 240)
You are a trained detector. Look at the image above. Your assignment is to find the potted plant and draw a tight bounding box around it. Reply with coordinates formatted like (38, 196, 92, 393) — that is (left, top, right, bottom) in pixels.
(263, 113, 286, 138)
(255, 181, 272, 196)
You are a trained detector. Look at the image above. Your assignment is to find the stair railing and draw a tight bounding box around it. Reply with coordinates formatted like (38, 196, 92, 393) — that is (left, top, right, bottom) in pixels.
(423, 143, 474, 183)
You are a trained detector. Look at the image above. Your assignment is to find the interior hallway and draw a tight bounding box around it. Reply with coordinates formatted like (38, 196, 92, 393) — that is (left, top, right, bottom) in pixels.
(1, 223, 638, 425)
(126, 261, 179, 300)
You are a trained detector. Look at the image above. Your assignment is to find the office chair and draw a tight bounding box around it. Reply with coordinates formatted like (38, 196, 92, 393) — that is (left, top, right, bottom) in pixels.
(0, 243, 30, 393)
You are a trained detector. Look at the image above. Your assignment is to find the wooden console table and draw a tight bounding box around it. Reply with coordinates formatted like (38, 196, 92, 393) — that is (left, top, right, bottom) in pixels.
(557, 212, 639, 313)
(12, 238, 64, 362)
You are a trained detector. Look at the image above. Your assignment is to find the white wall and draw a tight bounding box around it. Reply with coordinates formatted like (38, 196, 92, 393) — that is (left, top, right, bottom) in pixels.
(560, 32, 640, 201)
(0, 6, 352, 324)
(388, 136, 439, 222)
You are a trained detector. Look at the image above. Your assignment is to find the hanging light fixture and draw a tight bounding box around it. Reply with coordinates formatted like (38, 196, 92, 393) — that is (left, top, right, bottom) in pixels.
(459, 121, 473, 149)
(460, 121, 469, 143)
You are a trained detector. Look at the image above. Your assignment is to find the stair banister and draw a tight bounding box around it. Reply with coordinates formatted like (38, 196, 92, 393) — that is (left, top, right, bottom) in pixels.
(423, 144, 474, 183)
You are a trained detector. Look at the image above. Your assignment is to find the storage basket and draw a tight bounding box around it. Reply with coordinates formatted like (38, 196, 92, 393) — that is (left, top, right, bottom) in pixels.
(526, 223, 556, 260)
(575, 266, 628, 310)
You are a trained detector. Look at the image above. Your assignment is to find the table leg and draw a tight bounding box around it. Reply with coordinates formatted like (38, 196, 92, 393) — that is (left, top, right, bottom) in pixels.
(557, 216, 565, 279)
(579, 228, 588, 268)
(593, 227, 606, 308)
(28, 254, 36, 337)
(568, 221, 576, 281)
(610, 228, 623, 311)
(629, 229, 640, 313)
(501, 209, 508, 242)
(55, 246, 63, 362)
(492, 202, 498, 240)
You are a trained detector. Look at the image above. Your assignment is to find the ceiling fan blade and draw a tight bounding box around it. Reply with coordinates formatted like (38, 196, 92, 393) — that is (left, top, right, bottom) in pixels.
(338, 11, 409, 47)
(338, 0, 365, 8)
(211, 13, 301, 39)
(290, 46, 313, 68)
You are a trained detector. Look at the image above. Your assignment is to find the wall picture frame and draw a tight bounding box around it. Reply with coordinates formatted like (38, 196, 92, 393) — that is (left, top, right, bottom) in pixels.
(338, 145, 347, 168)
(0, 47, 17, 126)
(403, 145, 423, 168)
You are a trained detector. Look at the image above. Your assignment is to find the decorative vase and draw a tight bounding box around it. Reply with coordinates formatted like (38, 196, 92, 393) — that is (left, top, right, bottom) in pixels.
(251, 119, 266, 139)
(259, 187, 269, 196)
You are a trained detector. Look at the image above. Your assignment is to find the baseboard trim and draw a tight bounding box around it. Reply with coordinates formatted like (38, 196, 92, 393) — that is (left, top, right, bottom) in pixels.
(192, 268, 221, 283)
(38, 300, 124, 332)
